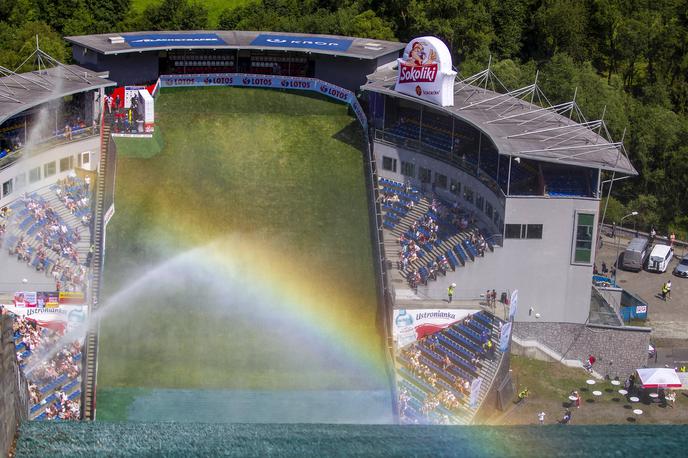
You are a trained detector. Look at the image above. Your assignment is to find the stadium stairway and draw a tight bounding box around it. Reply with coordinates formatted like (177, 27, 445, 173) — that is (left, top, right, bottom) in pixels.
(81, 113, 111, 420)
(42, 190, 91, 262)
(3, 190, 88, 278)
(380, 186, 491, 291)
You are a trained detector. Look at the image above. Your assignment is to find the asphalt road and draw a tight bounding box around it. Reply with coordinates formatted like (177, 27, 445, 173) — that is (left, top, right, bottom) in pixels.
(596, 234, 688, 341)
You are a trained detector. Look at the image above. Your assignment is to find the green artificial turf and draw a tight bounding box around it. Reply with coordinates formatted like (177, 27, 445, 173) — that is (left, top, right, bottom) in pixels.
(112, 129, 164, 158)
(97, 87, 386, 419)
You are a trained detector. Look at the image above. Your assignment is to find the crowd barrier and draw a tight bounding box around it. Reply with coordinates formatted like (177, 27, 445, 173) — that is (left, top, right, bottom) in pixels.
(157, 73, 368, 132)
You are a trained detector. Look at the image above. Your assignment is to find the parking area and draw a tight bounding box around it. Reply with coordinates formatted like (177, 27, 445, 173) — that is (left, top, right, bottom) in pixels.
(596, 234, 688, 340)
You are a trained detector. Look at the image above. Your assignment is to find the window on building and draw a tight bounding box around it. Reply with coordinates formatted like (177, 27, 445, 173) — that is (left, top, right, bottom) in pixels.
(450, 179, 460, 196)
(60, 156, 74, 172)
(2, 179, 12, 197)
(475, 194, 484, 211)
(14, 173, 26, 190)
(401, 161, 415, 177)
(44, 161, 56, 178)
(464, 186, 473, 204)
(505, 224, 521, 239)
(419, 167, 432, 183)
(485, 202, 493, 219)
(573, 212, 595, 264)
(526, 224, 543, 239)
(435, 173, 447, 189)
(382, 156, 397, 173)
(29, 167, 41, 183)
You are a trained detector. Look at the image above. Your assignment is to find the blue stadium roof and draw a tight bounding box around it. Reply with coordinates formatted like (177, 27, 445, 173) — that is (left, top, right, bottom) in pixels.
(65, 31, 405, 60)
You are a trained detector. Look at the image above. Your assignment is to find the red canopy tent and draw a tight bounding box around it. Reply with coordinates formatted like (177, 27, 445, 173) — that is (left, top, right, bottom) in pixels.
(636, 368, 682, 389)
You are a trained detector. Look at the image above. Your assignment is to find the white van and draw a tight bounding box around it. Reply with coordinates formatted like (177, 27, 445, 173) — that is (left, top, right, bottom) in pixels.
(647, 244, 674, 273)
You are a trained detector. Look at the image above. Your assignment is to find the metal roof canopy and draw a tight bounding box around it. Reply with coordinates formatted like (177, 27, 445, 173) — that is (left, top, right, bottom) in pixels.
(65, 30, 406, 60)
(363, 64, 637, 176)
(0, 62, 114, 126)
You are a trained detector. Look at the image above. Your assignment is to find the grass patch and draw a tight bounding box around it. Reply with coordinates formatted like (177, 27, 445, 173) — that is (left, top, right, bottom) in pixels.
(131, 0, 252, 26)
(112, 129, 164, 158)
(98, 87, 384, 409)
(495, 355, 688, 425)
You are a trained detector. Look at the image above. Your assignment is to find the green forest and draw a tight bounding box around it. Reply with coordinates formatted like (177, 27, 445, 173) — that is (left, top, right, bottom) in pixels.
(1, 0, 686, 237)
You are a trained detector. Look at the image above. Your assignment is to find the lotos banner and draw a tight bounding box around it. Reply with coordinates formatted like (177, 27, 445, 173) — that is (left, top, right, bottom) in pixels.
(394, 37, 457, 107)
(157, 74, 368, 131)
(393, 309, 476, 348)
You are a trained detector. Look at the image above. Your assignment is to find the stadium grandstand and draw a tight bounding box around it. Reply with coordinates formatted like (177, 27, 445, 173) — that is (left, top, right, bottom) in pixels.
(65, 31, 405, 90)
(0, 29, 651, 444)
(0, 41, 110, 440)
(362, 37, 648, 392)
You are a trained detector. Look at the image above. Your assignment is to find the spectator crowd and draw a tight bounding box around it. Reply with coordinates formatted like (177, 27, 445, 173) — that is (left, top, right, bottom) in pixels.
(12, 314, 82, 420)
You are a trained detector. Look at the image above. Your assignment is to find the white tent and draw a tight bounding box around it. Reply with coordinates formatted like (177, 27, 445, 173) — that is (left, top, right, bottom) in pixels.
(636, 368, 682, 389)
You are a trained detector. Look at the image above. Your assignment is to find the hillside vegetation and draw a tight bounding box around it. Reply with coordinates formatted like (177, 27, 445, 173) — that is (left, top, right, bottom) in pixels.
(0, 0, 686, 235)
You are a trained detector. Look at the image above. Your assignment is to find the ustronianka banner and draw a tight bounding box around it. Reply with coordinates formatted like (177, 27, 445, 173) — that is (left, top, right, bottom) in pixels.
(157, 74, 368, 131)
(1, 304, 87, 332)
(499, 321, 512, 352)
(393, 309, 475, 348)
(394, 36, 457, 107)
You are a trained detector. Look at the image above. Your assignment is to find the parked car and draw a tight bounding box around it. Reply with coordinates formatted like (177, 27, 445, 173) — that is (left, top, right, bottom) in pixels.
(621, 237, 650, 272)
(674, 254, 688, 278)
(646, 244, 673, 273)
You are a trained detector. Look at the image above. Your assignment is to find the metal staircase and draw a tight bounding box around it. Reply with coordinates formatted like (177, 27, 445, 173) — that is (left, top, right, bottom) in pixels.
(81, 113, 112, 420)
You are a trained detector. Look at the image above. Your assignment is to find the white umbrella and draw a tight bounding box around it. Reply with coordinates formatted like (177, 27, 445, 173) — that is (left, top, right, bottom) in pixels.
(636, 368, 682, 389)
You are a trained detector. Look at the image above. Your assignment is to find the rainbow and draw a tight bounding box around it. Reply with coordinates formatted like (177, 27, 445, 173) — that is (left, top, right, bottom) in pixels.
(196, 235, 391, 384)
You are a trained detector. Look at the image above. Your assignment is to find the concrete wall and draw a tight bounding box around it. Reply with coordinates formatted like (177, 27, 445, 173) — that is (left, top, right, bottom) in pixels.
(71, 45, 99, 69)
(503, 196, 599, 324)
(0, 136, 100, 206)
(97, 52, 160, 85)
(0, 314, 30, 457)
(313, 55, 378, 92)
(513, 321, 651, 379)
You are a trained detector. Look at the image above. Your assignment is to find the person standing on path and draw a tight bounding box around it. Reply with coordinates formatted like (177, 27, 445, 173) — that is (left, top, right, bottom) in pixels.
(448, 283, 456, 303)
(537, 411, 546, 425)
(666, 280, 672, 300)
(661, 282, 669, 301)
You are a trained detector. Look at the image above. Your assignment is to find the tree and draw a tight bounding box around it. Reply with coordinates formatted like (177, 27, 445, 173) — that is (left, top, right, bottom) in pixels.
(531, 0, 590, 61)
(0, 21, 68, 71)
(139, 0, 209, 31)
